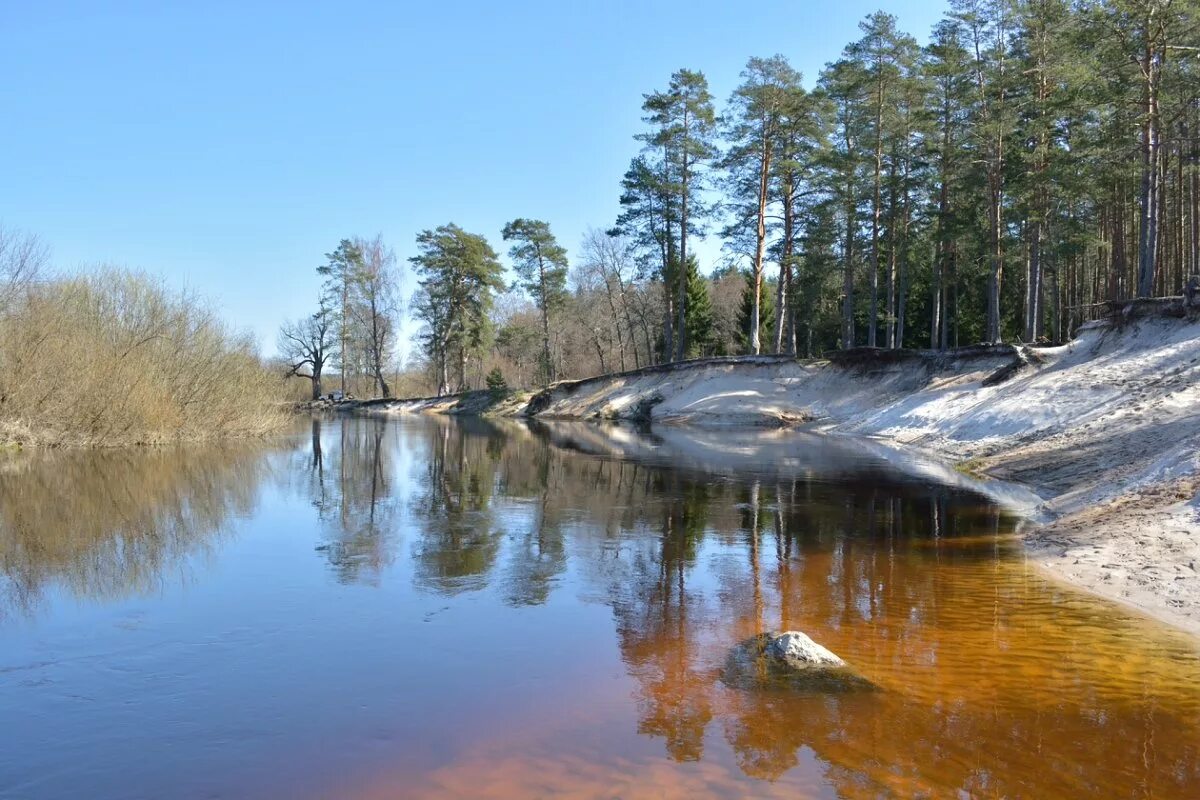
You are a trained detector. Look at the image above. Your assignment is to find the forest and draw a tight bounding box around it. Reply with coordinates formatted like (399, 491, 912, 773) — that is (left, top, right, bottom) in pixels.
(281, 0, 1200, 399)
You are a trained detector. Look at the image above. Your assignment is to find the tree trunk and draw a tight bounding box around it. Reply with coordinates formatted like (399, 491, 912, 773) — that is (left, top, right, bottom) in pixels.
(602, 276, 627, 372)
(777, 179, 795, 355)
(896, 155, 911, 349)
(1137, 21, 1163, 298)
(931, 242, 942, 350)
(373, 351, 391, 398)
(932, 98, 951, 350)
(869, 82, 883, 349)
(885, 158, 898, 348)
(311, 368, 323, 401)
(842, 185, 856, 349)
(439, 347, 449, 397)
(676, 110, 691, 362)
(537, 249, 555, 385)
(751, 132, 772, 356)
(1049, 265, 1062, 344)
(340, 282, 349, 394)
(986, 185, 1004, 343)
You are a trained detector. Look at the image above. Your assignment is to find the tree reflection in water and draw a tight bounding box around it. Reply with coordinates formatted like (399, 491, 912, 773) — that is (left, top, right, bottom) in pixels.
(345, 417, 1200, 798)
(5, 416, 1199, 798)
(303, 416, 404, 584)
(0, 443, 277, 621)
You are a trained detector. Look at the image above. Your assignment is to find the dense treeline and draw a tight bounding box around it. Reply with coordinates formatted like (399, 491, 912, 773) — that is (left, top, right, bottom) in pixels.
(290, 0, 1199, 397)
(608, 0, 1200, 362)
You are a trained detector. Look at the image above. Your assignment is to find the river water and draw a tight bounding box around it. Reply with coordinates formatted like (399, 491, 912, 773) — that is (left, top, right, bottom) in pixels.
(1, 416, 1198, 799)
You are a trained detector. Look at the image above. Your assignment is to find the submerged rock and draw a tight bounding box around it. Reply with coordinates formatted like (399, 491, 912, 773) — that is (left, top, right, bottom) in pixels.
(722, 631, 875, 693)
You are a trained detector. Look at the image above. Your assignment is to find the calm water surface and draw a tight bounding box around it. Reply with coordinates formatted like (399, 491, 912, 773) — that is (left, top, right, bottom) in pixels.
(1, 416, 1199, 799)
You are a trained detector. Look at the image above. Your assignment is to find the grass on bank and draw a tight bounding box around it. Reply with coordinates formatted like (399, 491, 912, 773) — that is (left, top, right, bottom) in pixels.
(0, 270, 285, 446)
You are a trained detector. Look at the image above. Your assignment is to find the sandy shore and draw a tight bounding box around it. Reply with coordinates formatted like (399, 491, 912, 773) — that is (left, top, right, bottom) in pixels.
(1022, 480, 1200, 635)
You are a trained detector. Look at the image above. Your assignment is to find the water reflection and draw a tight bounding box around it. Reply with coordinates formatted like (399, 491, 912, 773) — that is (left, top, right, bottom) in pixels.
(3, 416, 1199, 799)
(313, 417, 1200, 798)
(300, 417, 403, 584)
(0, 444, 276, 621)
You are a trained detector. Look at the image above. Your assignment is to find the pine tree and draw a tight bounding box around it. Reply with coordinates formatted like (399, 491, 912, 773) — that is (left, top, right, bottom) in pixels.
(409, 224, 505, 395)
(502, 218, 569, 385)
(817, 58, 869, 349)
(722, 55, 803, 355)
(847, 12, 921, 348)
(640, 69, 717, 361)
(612, 155, 675, 362)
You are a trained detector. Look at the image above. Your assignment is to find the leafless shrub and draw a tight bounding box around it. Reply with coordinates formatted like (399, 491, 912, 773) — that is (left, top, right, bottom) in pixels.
(0, 225, 48, 313)
(0, 268, 284, 445)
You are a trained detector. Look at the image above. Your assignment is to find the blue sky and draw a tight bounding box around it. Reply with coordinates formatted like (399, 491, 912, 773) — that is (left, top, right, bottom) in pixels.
(1, 1, 945, 357)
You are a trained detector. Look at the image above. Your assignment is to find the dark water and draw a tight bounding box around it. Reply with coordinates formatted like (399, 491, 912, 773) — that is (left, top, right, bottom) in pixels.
(1, 416, 1198, 799)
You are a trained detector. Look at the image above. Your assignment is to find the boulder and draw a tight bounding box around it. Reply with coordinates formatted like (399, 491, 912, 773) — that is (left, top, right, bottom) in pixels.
(722, 631, 875, 693)
(766, 631, 846, 668)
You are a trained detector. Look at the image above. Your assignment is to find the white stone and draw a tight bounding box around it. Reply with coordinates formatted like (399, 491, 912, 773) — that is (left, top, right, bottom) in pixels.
(767, 631, 846, 668)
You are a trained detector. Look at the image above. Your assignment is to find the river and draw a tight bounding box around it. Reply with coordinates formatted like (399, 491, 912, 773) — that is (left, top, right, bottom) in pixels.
(1, 416, 1198, 799)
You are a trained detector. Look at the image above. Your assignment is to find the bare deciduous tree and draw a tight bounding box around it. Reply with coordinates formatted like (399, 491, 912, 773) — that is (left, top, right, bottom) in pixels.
(352, 235, 400, 398)
(279, 305, 335, 400)
(0, 225, 48, 312)
(579, 229, 641, 370)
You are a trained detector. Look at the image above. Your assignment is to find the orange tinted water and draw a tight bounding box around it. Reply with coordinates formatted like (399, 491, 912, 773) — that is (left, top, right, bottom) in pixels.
(1, 416, 1198, 799)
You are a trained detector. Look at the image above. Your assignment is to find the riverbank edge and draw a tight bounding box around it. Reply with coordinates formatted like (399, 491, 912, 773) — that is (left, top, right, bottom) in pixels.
(313, 302, 1200, 636)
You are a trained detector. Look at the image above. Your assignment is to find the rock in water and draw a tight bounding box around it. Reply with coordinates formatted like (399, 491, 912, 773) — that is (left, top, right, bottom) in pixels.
(722, 631, 874, 693)
(767, 631, 846, 668)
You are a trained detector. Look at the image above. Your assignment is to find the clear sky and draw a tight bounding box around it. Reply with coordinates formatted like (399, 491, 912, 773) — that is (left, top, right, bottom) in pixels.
(1, 1, 946, 357)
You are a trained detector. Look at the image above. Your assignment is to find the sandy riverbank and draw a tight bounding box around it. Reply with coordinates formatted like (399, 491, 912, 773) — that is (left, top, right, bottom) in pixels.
(354, 308, 1200, 634)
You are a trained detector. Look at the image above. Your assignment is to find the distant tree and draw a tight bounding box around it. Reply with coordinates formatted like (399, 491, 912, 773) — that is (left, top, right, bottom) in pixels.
(279, 304, 335, 400)
(318, 239, 363, 394)
(351, 235, 400, 398)
(580, 229, 641, 371)
(494, 316, 542, 388)
(925, 18, 973, 349)
(410, 224, 505, 395)
(770, 76, 824, 355)
(502, 218, 569, 384)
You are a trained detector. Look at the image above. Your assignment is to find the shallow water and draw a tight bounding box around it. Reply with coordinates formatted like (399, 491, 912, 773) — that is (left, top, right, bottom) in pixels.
(1, 416, 1198, 799)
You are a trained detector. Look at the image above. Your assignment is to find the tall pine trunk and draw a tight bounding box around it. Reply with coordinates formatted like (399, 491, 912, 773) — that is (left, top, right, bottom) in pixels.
(676, 110, 691, 361)
(752, 133, 772, 355)
(1137, 29, 1163, 298)
(869, 76, 883, 348)
(842, 188, 856, 349)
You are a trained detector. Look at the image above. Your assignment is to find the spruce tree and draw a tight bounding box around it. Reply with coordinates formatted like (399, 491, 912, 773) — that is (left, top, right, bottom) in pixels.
(682, 255, 715, 357)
